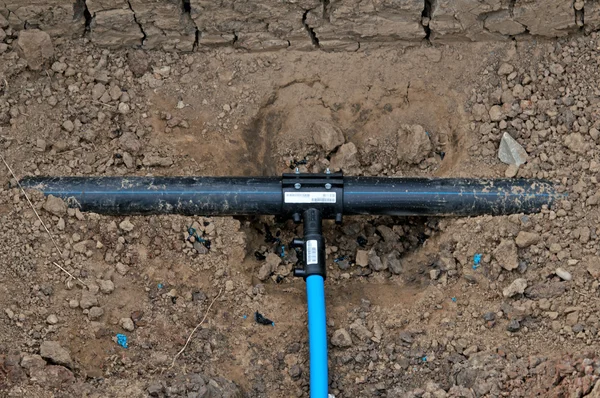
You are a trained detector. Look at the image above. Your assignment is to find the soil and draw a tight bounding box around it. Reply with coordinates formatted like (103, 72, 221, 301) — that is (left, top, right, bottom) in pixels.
(2, 31, 600, 398)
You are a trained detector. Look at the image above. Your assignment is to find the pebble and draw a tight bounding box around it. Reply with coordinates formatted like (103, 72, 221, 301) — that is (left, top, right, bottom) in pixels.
(355, 250, 369, 267)
(555, 268, 572, 281)
(120, 317, 135, 332)
(498, 132, 528, 166)
(99, 280, 115, 294)
(40, 341, 72, 368)
(331, 328, 353, 347)
(46, 314, 58, 325)
(503, 278, 528, 298)
(119, 219, 135, 232)
(88, 306, 104, 320)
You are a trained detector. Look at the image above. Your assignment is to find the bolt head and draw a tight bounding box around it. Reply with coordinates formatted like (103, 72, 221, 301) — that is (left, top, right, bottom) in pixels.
(294, 183, 301, 190)
(325, 183, 332, 190)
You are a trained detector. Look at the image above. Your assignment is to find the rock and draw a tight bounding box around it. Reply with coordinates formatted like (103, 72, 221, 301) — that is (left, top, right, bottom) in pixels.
(46, 314, 58, 325)
(384, 251, 403, 275)
(68, 299, 79, 308)
(503, 278, 528, 297)
(430, 269, 441, 280)
(555, 268, 572, 281)
(30, 365, 74, 388)
(118, 102, 130, 114)
(128, 50, 152, 77)
(116, 262, 130, 275)
(91, 83, 106, 100)
(587, 261, 600, 278)
(43, 195, 67, 216)
(498, 132, 528, 166)
(564, 132, 586, 154)
(39, 341, 72, 368)
(349, 320, 373, 341)
(98, 280, 115, 294)
(79, 291, 98, 309)
(515, 231, 540, 248)
(193, 241, 208, 254)
(505, 164, 519, 178)
(20, 354, 46, 371)
(331, 328, 353, 347)
(119, 132, 142, 153)
(356, 250, 369, 267)
(120, 317, 135, 332)
(494, 239, 519, 271)
(368, 249, 386, 271)
(122, 152, 134, 168)
(119, 219, 135, 232)
(330, 142, 359, 172)
(397, 124, 432, 164)
(489, 105, 504, 122)
(16, 29, 54, 71)
(258, 253, 281, 281)
(497, 63, 514, 75)
(507, 319, 520, 332)
(88, 306, 104, 320)
(142, 155, 174, 167)
(313, 121, 345, 152)
(525, 281, 566, 299)
(549, 63, 564, 75)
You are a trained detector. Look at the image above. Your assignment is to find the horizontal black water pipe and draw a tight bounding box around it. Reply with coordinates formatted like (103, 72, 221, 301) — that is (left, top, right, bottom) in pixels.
(20, 176, 559, 217)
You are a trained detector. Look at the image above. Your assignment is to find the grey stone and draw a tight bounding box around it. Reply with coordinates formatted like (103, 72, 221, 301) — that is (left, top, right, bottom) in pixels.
(88, 306, 104, 320)
(120, 317, 135, 332)
(313, 121, 345, 152)
(368, 249, 386, 271)
(494, 239, 519, 271)
(330, 142, 359, 172)
(515, 231, 540, 248)
(43, 195, 67, 216)
(16, 29, 54, 71)
(355, 250, 369, 267)
(331, 328, 353, 348)
(503, 278, 528, 297)
(40, 341, 72, 368)
(498, 132, 528, 166)
(79, 291, 98, 309)
(98, 280, 115, 294)
(397, 124, 431, 164)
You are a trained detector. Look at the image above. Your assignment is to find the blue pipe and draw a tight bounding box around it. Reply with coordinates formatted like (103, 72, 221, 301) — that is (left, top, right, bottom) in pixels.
(306, 275, 328, 397)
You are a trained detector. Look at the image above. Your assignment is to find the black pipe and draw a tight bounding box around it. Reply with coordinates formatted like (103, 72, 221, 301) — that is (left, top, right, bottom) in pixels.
(20, 176, 559, 217)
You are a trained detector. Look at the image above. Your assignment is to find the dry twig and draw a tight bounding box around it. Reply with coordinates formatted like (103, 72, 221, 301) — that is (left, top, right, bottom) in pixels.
(171, 288, 223, 367)
(1, 154, 86, 287)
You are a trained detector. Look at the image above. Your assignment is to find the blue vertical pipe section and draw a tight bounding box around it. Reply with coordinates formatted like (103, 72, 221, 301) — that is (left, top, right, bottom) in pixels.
(306, 275, 328, 398)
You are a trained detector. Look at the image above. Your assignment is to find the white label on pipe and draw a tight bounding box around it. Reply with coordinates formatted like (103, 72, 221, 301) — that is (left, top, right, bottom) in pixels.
(284, 192, 336, 204)
(306, 240, 318, 265)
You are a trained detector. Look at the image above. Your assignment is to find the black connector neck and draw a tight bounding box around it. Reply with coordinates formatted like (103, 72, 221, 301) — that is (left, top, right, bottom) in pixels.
(292, 208, 326, 280)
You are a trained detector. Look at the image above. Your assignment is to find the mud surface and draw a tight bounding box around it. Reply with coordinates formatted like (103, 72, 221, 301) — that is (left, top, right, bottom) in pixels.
(1, 26, 600, 398)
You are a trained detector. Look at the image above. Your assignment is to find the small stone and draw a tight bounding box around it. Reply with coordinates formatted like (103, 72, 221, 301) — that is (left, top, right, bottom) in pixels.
(507, 319, 520, 332)
(330, 142, 359, 172)
(498, 132, 528, 166)
(40, 341, 72, 368)
(225, 280, 234, 292)
(494, 239, 519, 271)
(88, 306, 104, 320)
(119, 219, 134, 232)
(20, 354, 46, 371)
(16, 29, 54, 71)
(43, 195, 67, 216)
(489, 105, 504, 122)
(289, 364, 302, 379)
(368, 249, 386, 271)
(397, 124, 432, 164)
(258, 253, 281, 281)
(119, 317, 135, 332)
(356, 250, 369, 267)
(497, 63, 514, 75)
(68, 299, 79, 309)
(62, 120, 74, 132)
(313, 121, 345, 152)
(79, 291, 98, 309)
(515, 231, 540, 248)
(430, 269, 441, 280)
(115, 262, 129, 275)
(503, 278, 528, 297)
(193, 241, 208, 254)
(505, 164, 519, 178)
(98, 280, 115, 294)
(331, 328, 353, 347)
(118, 102, 130, 114)
(549, 64, 564, 75)
(555, 268, 572, 281)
